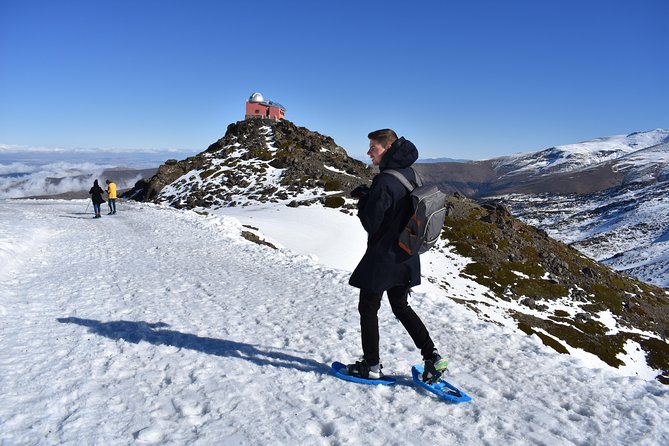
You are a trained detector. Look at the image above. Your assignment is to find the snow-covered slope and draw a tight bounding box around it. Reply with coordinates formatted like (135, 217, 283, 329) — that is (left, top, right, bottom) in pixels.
(498, 175, 669, 288)
(1, 199, 668, 445)
(612, 140, 669, 184)
(492, 129, 669, 178)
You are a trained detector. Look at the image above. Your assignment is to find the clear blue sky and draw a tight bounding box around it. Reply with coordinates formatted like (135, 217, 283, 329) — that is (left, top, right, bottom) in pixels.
(1, 0, 667, 161)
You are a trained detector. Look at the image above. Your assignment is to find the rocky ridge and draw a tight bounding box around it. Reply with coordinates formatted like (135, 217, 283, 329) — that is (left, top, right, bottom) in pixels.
(436, 195, 669, 383)
(124, 119, 373, 210)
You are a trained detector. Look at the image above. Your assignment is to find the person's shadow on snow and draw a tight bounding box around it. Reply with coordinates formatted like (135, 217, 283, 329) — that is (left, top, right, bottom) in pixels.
(57, 317, 330, 376)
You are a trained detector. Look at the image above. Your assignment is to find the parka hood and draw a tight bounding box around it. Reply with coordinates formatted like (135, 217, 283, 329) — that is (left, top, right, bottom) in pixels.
(379, 137, 418, 171)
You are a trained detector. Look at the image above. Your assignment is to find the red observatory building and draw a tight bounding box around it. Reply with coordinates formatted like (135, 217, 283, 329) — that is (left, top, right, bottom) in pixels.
(245, 92, 286, 120)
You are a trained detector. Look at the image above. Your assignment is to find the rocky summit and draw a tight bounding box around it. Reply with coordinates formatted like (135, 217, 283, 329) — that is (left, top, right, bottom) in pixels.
(124, 119, 373, 210)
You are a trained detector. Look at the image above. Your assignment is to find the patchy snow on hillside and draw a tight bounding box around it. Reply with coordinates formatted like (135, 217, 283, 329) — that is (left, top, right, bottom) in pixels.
(612, 141, 669, 182)
(2, 198, 668, 445)
(500, 177, 669, 288)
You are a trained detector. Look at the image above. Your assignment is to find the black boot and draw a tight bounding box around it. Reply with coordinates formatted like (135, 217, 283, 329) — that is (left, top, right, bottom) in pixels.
(346, 359, 383, 379)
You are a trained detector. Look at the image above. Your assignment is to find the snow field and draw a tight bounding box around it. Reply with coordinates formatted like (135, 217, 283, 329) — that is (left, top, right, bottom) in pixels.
(1, 199, 668, 445)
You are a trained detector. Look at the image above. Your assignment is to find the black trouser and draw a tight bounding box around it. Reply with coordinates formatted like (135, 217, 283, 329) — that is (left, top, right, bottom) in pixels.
(358, 286, 435, 365)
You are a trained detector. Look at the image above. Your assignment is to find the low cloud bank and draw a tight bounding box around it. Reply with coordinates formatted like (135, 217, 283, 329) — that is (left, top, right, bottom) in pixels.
(1, 161, 108, 198)
(0, 145, 191, 198)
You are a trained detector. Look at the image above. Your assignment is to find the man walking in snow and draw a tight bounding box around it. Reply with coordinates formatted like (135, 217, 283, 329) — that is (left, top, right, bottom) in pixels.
(106, 179, 117, 215)
(346, 129, 448, 382)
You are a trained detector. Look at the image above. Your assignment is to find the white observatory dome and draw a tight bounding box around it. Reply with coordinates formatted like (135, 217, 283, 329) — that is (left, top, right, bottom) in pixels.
(249, 92, 264, 103)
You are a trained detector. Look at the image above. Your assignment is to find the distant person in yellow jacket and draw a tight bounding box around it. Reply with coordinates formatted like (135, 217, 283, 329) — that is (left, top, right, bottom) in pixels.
(106, 179, 117, 215)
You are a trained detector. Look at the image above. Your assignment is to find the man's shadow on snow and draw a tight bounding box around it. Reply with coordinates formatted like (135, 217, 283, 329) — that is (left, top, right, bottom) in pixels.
(57, 317, 330, 376)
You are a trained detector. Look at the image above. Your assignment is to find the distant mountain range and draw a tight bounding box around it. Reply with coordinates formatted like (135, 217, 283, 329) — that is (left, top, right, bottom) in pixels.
(418, 156, 468, 163)
(416, 129, 669, 197)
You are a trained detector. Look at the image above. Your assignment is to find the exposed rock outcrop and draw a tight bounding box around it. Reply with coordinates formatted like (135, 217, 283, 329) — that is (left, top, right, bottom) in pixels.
(439, 194, 669, 383)
(124, 119, 373, 209)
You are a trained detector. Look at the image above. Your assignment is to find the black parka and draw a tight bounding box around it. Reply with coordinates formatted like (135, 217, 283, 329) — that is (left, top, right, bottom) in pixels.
(349, 137, 421, 292)
(89, 180, 106, 205)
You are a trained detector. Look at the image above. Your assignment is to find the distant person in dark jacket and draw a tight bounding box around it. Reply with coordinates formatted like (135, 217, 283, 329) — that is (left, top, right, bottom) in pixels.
(89, 179, 105, 219)
(346, 129, 448, 383)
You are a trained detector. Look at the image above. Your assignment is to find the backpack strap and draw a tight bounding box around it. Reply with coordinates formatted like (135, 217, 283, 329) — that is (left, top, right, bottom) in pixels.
(383, 167, 421, 191)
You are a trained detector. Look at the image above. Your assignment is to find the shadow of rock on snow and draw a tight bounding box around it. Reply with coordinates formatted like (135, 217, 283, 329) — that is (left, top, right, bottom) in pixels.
(57, 317, 329, 376)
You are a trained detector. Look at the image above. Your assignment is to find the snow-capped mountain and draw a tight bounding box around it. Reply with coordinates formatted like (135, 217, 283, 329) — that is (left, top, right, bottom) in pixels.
(418, 129, 669, 196)
(492, 129, 669, 178)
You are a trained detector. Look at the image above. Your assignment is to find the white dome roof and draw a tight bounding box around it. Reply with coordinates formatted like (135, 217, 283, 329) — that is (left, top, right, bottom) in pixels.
(249, 92, 264, 103)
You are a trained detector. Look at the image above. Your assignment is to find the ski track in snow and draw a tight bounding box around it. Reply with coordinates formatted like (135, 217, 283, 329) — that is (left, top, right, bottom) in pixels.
(1, 199, 668, 445)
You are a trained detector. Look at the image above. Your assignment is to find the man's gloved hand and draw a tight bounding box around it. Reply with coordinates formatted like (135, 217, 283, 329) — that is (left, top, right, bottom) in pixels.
(350, 184, 370, 199)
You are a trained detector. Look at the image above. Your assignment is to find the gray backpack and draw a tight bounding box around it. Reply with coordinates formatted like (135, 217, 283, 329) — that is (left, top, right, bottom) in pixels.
(384, 167, 448, 255)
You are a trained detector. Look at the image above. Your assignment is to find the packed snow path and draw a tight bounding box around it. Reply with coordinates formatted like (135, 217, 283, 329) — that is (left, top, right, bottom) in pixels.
(1, 200, 668, 445)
